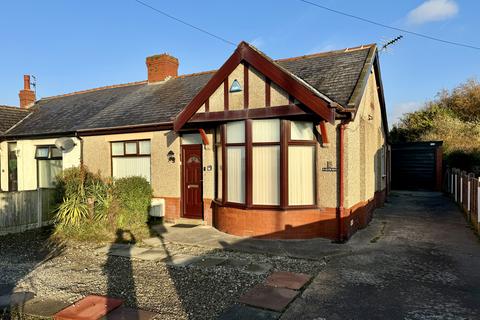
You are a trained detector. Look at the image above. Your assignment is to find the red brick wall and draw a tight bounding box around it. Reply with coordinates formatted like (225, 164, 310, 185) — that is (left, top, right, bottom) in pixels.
(163, 197, 180, 223)
(213, 189, 387, 240)
(146, 54, 178, 83)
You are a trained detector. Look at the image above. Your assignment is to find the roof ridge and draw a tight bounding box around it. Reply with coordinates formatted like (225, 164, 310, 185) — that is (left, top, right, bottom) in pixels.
(42, 80, 148, 100)
(175, 70, 216, 79)
(0, 105, 28, 112)
(40, 70, 217, 101)
(275, 43, 376, 63)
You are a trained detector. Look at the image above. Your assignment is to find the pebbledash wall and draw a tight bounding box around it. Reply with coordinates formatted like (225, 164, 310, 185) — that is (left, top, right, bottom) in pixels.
(80, 130, 216, 225)
(0, 138, 81, 191)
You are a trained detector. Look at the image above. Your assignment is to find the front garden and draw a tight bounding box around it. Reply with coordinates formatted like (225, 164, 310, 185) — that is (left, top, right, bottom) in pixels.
(53, 166, 153, 243)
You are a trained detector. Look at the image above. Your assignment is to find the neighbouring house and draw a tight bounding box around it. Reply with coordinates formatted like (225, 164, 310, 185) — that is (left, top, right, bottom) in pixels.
(0, 102, 30, 192)
(0, 42, 389, 241)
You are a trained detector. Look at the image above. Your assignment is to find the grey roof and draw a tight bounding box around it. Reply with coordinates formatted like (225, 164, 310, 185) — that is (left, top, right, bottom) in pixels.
(4, 44, 373, 137)
(276, 47, 371, 106)
(0, 105, 30, 134)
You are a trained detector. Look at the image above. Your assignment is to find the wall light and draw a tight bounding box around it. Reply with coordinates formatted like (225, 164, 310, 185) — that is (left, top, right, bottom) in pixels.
(167, 150, 175, 163)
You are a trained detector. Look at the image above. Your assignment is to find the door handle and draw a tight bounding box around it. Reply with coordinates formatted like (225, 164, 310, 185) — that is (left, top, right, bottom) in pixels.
(188, 184, 199, 189)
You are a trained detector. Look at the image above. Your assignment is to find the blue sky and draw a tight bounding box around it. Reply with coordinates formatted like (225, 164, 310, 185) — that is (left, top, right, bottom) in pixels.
(1, 0, 479, 127)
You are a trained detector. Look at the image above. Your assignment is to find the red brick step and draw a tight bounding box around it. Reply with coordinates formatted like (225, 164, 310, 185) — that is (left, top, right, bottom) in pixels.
(54, 295, 123, 320)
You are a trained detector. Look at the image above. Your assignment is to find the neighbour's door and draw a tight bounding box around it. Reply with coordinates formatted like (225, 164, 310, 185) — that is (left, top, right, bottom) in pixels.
(182, 145, 203, 219)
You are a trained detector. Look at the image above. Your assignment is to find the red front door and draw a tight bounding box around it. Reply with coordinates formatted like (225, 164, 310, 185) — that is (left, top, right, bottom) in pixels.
(182, 145, 203, 219)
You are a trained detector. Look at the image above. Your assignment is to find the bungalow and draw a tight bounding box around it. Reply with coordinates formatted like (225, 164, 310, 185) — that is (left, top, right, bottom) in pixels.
(0, 42, 389, 241)
(0, 104, 30, 191)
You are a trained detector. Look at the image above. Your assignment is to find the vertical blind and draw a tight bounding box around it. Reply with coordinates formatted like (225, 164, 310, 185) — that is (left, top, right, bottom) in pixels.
(288, 145, 315, 205)
(217, 145, 223, 200)
(227, 146, 245, 203)
(112, 157, 151, 182)
(252, 146, 280, 205)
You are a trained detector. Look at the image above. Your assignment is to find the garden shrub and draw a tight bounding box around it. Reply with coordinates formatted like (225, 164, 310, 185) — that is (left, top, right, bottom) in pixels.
(53, 166, 153, 242)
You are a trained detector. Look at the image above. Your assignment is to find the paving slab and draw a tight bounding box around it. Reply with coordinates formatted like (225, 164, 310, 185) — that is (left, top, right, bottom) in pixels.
(0, 291, 35, 309)
(107, 246, 149, 258)
(239, 284, 298, 312)
(265, 271, 312, 290)
(100, 307, 157, 320)
(22, 298, 71, 318)
(220, 258, 249, 268)
(94, 243, 132, 254)
(218, 304, 280, 320)
(164, 254, 201, 267)
(142, 237, 163, 247)
(134, 248, 169, 261)
(190, 256, 227, 268)
(55, 295, 123, 320)
(244, 263, 273, 275)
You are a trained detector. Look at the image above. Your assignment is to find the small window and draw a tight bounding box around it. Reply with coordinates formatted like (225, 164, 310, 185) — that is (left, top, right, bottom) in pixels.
(112, 142, 124, 156)
(230, 79, 242, 92)
(182, 134, 202, 145)
(35, 147, 50, 159)
(226, 121, 245, 144)
(125, 142, 137, 155)
(252, 119, 280, 143)
(291, 121, 314, 141)
(112, 140, 151, 156)
(35, 146, 62, 159)
(51, 147, 62, 159)
(139, 140, 151, 155)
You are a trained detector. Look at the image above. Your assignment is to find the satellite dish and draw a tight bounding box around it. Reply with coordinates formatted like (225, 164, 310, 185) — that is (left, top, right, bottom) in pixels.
(55, 137, 76, 152)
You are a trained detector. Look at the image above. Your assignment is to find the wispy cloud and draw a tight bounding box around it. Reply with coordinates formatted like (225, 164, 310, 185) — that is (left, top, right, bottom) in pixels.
(389, 101, 424, 127)
(407, 0, 459, 25)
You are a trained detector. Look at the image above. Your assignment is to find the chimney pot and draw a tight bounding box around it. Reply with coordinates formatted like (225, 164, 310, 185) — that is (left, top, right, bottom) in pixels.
(146, 53, 179, 83)
(24, 75, 31, 90)
(19, 74, 36, 109)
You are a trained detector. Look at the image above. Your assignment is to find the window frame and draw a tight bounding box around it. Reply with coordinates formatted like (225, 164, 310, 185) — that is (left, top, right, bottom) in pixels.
(110, 139, 152, 181)
(110, 139, 151, 158)
(216, 119, 317, 210)
(35, 145, 63, 189)
(34, 145, 62, 160)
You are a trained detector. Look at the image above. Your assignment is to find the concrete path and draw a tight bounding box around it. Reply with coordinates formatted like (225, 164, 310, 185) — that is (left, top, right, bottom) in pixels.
(148, 222, 345, 261)
(281, 191, 480, 319)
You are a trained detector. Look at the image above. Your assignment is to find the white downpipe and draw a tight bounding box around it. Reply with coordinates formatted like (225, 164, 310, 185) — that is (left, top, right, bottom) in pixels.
(460, 176, 463, 203)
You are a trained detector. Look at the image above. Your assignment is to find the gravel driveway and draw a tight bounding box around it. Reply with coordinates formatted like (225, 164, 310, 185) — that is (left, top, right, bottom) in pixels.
(0, 227, 325, 319)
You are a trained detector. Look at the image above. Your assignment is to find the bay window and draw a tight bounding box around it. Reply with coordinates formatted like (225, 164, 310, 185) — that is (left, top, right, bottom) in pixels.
(216, 119, 317, 208)
(111, 140, 151, 182)
(35, 145, 63, 188)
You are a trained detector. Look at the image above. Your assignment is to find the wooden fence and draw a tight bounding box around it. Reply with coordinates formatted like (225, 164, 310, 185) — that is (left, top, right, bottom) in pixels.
(446, 168, 480, 233)
(0, 188, 57, 235)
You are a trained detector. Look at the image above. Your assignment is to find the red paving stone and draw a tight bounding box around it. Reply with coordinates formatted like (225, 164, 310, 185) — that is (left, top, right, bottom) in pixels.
(100, 307, 157, 320)
(54, 295, 123, 320)
(265, 271, 312, 290)
(239, 284, 299, 312)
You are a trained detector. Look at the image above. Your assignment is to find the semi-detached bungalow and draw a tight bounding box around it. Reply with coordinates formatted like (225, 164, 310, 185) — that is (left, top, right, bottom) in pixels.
(0, 41, 389, 241)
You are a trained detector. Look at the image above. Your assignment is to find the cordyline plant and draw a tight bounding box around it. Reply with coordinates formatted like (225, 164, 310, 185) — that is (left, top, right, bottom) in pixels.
(53, 166, 153, 237)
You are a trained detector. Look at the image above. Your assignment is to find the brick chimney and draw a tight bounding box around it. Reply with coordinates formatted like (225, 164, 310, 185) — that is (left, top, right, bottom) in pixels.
(19, 75, 36, 108)
(146, 54, 179, 83)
